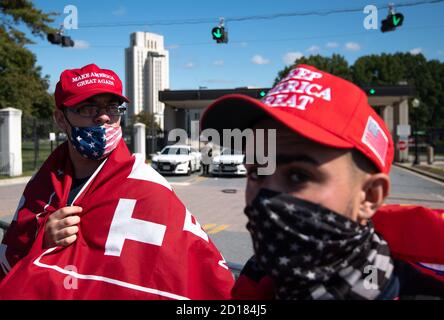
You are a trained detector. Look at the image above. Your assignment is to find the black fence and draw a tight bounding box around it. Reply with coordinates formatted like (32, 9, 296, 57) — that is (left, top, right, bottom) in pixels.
(21, 116, 64, 173)
(427, 128, 444, 154)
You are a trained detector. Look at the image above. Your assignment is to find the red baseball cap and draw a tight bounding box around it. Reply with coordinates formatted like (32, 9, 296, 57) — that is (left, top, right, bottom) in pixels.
(201, 64, 394, 173)
(54, 63, 129, 109)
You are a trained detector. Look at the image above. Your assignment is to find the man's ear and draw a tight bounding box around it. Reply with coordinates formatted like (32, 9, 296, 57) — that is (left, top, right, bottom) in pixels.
(358, 173, 390, 223)
(54, 109, 68, 133)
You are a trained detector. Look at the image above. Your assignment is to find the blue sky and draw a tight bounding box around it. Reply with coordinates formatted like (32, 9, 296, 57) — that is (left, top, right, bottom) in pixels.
(28, 0, 444, 92)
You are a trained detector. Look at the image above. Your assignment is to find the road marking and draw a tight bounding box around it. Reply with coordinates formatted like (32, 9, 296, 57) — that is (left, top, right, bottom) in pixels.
(202, 223, 216, 231)
(169, 182, 191, 186)
(192, 176, 207, 184)
(167, 175, 208, 187)
(207, 224, 230, 235)
(434, 193, 444, 200)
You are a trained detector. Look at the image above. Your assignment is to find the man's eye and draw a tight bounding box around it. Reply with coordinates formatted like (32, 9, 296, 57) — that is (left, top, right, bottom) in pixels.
(80, 104, 97, 109)
(75, 106, 88, 112)
(288, 171, 309, 184)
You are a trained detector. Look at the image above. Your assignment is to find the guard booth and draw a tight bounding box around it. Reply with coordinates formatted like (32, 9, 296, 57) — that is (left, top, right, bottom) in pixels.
(159, 85, 414, 162)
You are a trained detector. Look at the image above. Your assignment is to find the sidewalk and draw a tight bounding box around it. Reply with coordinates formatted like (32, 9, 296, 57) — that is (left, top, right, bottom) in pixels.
(0, 175, 32, 186)
(394, 161, 444, 183)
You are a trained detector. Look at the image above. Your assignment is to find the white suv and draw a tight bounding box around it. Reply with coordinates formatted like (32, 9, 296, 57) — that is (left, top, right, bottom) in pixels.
(151, 145, 202, 175)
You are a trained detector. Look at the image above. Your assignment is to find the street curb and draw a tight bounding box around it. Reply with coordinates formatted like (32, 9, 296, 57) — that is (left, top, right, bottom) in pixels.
(0, 176, 32, 186)
(394, 163, 444, 183)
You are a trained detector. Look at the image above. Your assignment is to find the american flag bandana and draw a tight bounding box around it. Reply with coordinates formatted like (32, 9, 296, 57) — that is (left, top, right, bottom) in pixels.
(69, 124, 122, 160)
(244, 188, 394, 300)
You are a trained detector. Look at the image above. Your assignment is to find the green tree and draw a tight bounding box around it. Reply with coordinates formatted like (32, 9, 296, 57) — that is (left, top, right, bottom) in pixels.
(131, 111, 163, 135)
(274, 54, 352, 85)
(353, 53, 443, 131)
(352, 53, 406, 85)
(0, 0, 57, 117)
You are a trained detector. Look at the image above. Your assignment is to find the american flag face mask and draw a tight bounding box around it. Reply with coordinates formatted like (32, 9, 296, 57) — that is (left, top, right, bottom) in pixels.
(69, 124, 122, 160)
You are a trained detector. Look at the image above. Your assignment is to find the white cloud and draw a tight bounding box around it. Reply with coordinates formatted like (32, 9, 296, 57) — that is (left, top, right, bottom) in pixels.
(306, 45, 320, 53)
(438, 50, 444, 55)
(213, 59, 224, 66)
(73, 40, 90, 49)
(283, 52, 304, 65)
(184, 62, 196, 69)
(326, 42, 339, 48)
(345, 42, 361, 51)
(251, 54, 270, 65)
(112, 6, 126, 16)
(410, 47, 422, 55)
(239, 42, 248, 47)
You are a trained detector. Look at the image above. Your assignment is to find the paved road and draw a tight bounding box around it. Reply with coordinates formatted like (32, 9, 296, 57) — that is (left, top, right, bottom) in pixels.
(387, 167, 444, 206)
(1, 165, 443, 266)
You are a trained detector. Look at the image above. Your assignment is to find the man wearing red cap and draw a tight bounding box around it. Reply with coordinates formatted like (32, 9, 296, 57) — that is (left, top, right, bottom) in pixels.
(201, 64, 444, 299)
(0, 64, 234, 299)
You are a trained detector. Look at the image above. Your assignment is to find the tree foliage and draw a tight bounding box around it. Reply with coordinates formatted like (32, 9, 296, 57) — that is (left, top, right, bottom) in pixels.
(274, 54, 352, 85)
(0, 0, 57, 118)
(131, 111, 163, 135)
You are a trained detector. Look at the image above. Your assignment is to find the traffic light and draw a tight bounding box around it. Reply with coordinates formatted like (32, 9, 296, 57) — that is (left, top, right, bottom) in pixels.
(212, 26, 228, 43)
(381, 12, 404, 32)
(369, 88, 376, 95)
(62, 36, 75, 47)
(47, 33, 62, 45)
(47, 32, 75, 47)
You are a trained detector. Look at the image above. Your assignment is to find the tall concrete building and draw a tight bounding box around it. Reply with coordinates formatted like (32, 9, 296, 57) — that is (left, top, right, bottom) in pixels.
(125, 32, 169, 129)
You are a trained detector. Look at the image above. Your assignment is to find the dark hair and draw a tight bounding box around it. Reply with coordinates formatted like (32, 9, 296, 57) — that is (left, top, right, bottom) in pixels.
(351, 149, 379, 174)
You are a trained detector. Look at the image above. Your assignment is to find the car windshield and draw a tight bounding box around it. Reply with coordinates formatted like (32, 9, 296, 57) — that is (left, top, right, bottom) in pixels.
(221, 149, 243, 155)
(161, 147, 189, 155)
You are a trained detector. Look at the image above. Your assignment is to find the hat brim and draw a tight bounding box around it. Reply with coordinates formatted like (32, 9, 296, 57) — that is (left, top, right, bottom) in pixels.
(201, 94, 353, 149)
(62, 88, 130, 108)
